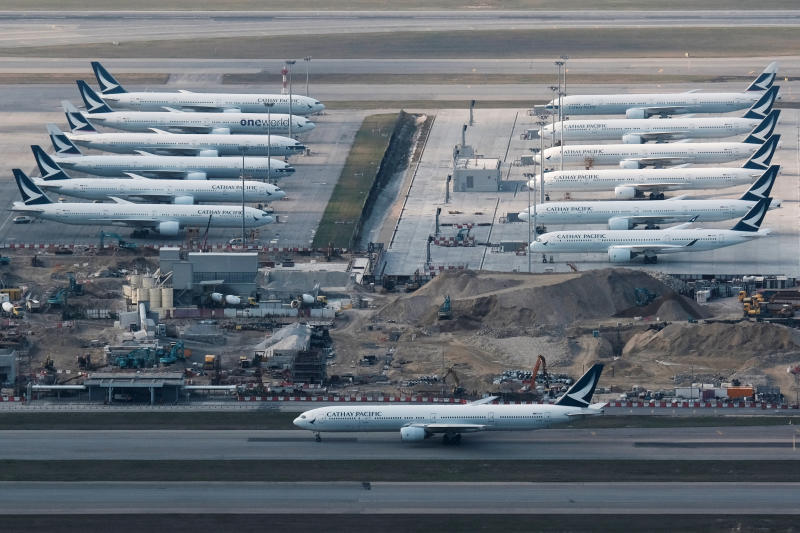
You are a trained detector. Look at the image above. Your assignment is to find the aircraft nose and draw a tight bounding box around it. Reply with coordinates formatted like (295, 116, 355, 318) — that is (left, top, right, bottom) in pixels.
(293, 416, 304, 427)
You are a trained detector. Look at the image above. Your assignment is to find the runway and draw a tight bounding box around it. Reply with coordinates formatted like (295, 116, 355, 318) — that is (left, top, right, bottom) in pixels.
(0, 480, 798, 514)
(1, 426, 799, 460)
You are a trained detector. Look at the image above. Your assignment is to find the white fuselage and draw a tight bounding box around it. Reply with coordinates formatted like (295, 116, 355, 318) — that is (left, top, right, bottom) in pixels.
(52, 153, 293, 180)
(12, 202, 273, 230)
(530, 228, 767, 255)
(528, 168, 765, 194)
(85, 111, 315, 135)
(103, 92, 325, 115)
(538, 141, 760, 168)
(34, 177, 285, 204)
(294, 403, 587, 433)
(541, 117, 761, 142)
(65, 131, 304, 157)
(547, 92, 762, 116)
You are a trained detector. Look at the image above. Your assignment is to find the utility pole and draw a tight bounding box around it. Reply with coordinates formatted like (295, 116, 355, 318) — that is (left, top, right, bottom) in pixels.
(304, 56, 312, 96)
(285, 59, 296, 139)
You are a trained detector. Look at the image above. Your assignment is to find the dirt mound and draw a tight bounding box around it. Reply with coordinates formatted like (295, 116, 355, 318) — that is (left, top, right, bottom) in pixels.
(622, 321, 800, 359)
(379, 268, 682, 329)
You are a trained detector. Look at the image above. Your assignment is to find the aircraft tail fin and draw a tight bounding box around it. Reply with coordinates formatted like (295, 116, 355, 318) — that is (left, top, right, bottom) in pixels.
(739, 165, 779, 201)
(731, 197, 771, 232)
(743, 134, 779, 170)
(61, 100, 97, 133)
(46, 124, 82, 155)
(555, 363, 604, 408)
(31, 145, 70, 180)
(743, 86, 778, 119)
(745, 61, 778, 92)
(13, 169, 52, 205)
(76, 79, 113, 113)
(742, 110, 780, 144)
(91, 61, 126, 94)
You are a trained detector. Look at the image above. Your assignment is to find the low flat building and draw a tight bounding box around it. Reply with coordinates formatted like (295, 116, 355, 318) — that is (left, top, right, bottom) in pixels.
(0, 348, 17, 386)
(453, 157, 501, 192)
(84, 372, 184, 405)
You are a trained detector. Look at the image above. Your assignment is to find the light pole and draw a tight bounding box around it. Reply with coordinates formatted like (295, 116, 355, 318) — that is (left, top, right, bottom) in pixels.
(554, 60, 565, 173)
(525, 172, 532, 274)
(285, 59, 296, 139)
(240, 146, 248, 247)
(559, 55, 569, 172)
(304, 56, 311, 96)
(537, 113, 549, 222)
(264, 101, 274, 181)
(548, 85, 558, 148)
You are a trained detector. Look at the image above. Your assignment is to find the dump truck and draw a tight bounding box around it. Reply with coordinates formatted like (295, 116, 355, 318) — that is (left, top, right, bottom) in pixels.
(203, 354, 218, 370)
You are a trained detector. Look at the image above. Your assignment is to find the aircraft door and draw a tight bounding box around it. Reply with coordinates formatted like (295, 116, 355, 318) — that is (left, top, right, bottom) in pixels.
(429, 412, 438, 423)
(487, 411, 495, 425)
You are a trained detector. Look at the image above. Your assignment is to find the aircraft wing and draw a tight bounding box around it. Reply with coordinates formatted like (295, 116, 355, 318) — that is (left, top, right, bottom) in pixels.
(612, 240, 698, 255)
(637, 131, 687, 143)
(637, 106, 691, 116)
(122, 194, 175, 203)
(131, 169, 192, 179)
(625, 157, 690, 168)
(623, 214, 697, 227)
(409, 423, 488, 434)
(628, 183, 690, 193)
(86, 217, 158, 228)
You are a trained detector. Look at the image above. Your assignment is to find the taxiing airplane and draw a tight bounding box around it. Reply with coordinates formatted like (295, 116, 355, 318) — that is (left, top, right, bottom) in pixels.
(545, 62, 778, 117)
(535, 115, 778, 169)
(75, 80, 315, 135)
(91, 61, 325, 115)
(27, 160, 285, 205)
(294, 364, 606, 444)
(528, 197, 772, 264)
(527, 136, 780, 199)
(519, 165, 780, 229)
(33, 143, 293, 181)
(540, 89, 779, 144)
(57, 104, 304, 157)
(11, 169, 273, 236)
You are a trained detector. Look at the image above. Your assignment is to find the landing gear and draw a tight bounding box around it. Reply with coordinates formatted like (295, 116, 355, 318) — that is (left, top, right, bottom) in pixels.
(644, 224, 661, 230)
(314, 432, 322, 442)
(643, 255, 658, 264)
(442, 433, 462, 445)
(648, 192, 665, 200)
(131, 229, 150, 238)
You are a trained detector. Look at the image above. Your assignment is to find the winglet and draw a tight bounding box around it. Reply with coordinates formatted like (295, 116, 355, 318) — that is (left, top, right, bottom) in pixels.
(743, 86, 778, 119)
(739, 165, 779, 201)
(742, 109, 780, 144)
(555, 364, 604, 408)
(31, 145, 71, 180)
(743, 134, 779, 170)
(745, 61, 778, 92)
(13, 169, 52, 205)
(91, 61, 127, 94)
(76, 79, 113, 113)
(731, 197, 771, 232)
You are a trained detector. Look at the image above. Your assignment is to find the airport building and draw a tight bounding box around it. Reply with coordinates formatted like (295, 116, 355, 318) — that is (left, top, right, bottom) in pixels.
(159, 248, 259, 298)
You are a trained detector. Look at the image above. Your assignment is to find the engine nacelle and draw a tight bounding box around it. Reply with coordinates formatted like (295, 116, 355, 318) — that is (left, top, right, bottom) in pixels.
(210, 127, 230, 135)
(619, 159, 642, 169)
(614, 186, 637, 199)
(400, 426, 427, 442)
(197, 149, 218, 157)
(222, 108, 241, 113)
(607, 217, 632, 230)
(608, 247, 633, 263)
(185, 171, 207, 181)
(224, 295, 241, 306)
(625, 108, 648, 119)
(622, 133, 644, 144)
(157, 220, 180, 236)
(173, 195, 194, 205)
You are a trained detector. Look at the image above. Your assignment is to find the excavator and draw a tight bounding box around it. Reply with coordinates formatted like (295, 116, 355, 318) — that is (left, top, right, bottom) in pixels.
(441, 366, 466, 398)
(520, 354, 550, 393)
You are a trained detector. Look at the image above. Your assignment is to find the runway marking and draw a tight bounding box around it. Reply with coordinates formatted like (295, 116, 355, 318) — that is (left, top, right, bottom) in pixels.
(635, 442, 792, 448)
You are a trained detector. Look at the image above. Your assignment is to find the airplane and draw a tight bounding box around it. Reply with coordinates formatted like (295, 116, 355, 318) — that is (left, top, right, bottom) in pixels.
(535, 116, 778, 169)
(26, 159, 286, 205)
(528, 197, 772, 264)
(540, 89, 779, 144)
(518, 165, 780, 230)
(545, 61, 778, 117)
(56, 104, 305, 157)
(75, 80, 315, 135)
(294, 364, 606, 444)
(527, 136, 780, 199)
(10, 169, 273, 237)
(33, 143, 293, 181)
(91, 60, 325, 115)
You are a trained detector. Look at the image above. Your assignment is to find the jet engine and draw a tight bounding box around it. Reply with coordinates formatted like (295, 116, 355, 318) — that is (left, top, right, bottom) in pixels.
(614, 186, 637, 199)
(157, 220, 180, 236)
(197, 150, 218, 157)
(210, 127, 231, 135)
(622, 134, 644, 144)
(607, 217, 633, 230)
(173, 195, 194, 205)
(400, 426, 427, 442)
(625, 108, 648, 119)
(619, 160, 642, 169)
(185, 172, 207, 181)
(607, 247, 633, 263)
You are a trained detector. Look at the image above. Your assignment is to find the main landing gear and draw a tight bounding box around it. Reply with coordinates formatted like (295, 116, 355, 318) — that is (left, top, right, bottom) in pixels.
(648, 192, 666, 200)
(314, 432, 322, 442)
(643, 255, 658, 264)
(442, 433, 462, 445)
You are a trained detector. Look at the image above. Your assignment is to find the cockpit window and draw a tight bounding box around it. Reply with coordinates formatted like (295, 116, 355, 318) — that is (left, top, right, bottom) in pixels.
(300, 415, 306, 419)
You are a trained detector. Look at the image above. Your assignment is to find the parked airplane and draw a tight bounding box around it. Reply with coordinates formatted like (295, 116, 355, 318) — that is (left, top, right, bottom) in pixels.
(294, 364, 606, 444)
(33, 143, 293, 181)
(57, 105, 304, 157)
(519, 165, 779, 229)
(535, 116, 778, 169)
(528, 197, 772, 264)
(11, 169, 273, 236)
(75, 81, 315, 135)
(545, 62, 778, 117)
(540, 90, 779, 144)
(91, 61, 325, 115)
(27, 159, 285, 205)
(527, 136, 780, 199)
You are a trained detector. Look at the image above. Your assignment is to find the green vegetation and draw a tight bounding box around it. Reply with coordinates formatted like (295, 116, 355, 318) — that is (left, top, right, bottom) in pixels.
(313, 113, 398, 249)
(4, 27, 799, 59)
(1, 459, 799, 482)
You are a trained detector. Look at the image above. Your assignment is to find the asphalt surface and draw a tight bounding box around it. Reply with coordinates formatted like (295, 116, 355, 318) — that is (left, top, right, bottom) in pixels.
(2, 426, 799, 460)
(0, 480, 798, 514)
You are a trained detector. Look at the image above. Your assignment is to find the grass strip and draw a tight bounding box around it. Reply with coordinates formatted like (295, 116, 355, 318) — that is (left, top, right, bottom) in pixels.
(4, 27, 800, 59)
(1, 459, 799, 482)
(312, 113, 398, 249)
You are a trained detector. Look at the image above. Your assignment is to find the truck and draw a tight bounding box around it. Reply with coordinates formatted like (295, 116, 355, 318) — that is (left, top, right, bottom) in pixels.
(203, 354, 218, 370)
